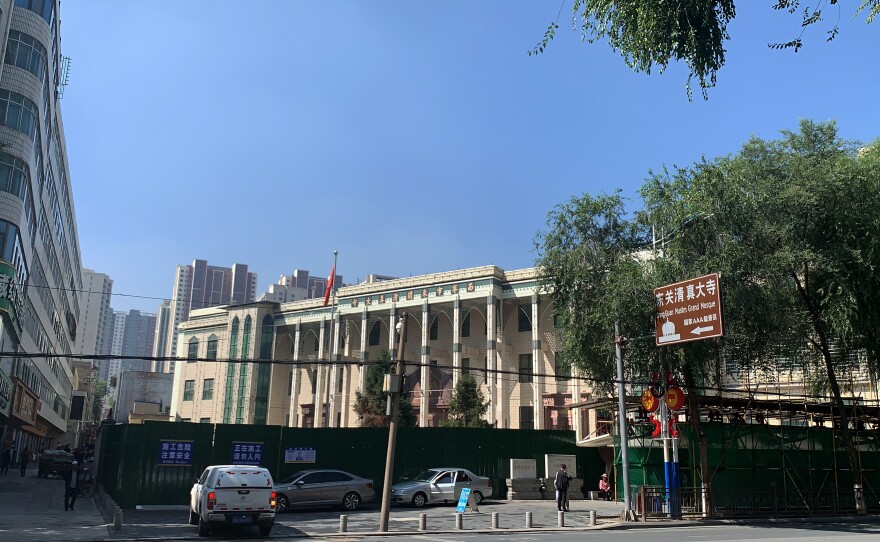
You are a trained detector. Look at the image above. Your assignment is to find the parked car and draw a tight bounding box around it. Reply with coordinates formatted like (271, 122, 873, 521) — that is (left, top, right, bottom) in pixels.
(189, 465, 276, 537)
(390, 468, 491, 508)
(274, 469, 376, 512)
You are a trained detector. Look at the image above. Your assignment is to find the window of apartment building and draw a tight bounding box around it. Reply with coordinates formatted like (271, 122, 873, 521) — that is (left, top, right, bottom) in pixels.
(0, 90, 38, 142)
(206, 335, 218, 360)
(0, 153, 29, 201)
(519, 406, 534, 430)
(555, 352, 571, 381)
(202, 378, 214, 400)
(368, 322, 381, 346)
(461, 311, 470, 337)
(14, 0, 55, 23)
(199, 417, 211, 423)
(187, 338, 199, 361)
(429, 316, 438, 340)
(5, 30, 47, 81)
(461, 357, 470, 374)
(518, 304, 532, 332)
(518, 353, 533, 383)
(183, 380, 195, 401)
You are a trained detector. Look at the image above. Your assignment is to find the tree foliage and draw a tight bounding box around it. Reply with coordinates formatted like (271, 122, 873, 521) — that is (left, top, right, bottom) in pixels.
(531, 1, 879, 99)
(353, 350, 417, 427)
(92, 379, 108, 422)
(535, 119, 880, 489)
(443, 373, 491, 428)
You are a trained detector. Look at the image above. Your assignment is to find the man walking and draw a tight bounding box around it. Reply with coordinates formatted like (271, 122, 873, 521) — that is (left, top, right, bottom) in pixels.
(62, 460, 80, 511)
(554, 463, 572, 512)
(20, 447, 31, 476)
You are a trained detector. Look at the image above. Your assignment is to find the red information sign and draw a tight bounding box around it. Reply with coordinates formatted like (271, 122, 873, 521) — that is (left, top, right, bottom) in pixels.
(654, 273, 723, 346)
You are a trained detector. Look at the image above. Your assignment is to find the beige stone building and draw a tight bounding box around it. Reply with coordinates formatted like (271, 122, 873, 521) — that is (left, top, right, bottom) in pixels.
(170, 265, 588, 430)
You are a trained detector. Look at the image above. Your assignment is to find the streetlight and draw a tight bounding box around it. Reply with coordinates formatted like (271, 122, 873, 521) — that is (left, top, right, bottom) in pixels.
(379, 313, 406, 532)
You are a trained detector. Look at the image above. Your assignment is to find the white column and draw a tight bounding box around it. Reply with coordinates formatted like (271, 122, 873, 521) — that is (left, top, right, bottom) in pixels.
(289, 323, 301, 427)
(452, 297, 461, 388)
(572, 366, 582, 438)
(487, 294, 499, 426)
(420, 301, 430, 427)
(315, 319, 326, 427)
(359, 308, 369, 401)
(532, 293, 544, 430)
(329, 312, 341, 427)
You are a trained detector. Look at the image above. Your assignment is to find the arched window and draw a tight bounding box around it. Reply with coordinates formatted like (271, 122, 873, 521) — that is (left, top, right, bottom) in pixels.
(187, 337, 199, 361)
(259, 314, 273, 359)
(206, 335, 218, 360)
(242, 315, 252, 360)
(223, 317, 240, 423)
(368, 322, 381, 346)
(254, 314, 274, 425)
(229, 317, 240, 359)
(237, 316, 252, 423)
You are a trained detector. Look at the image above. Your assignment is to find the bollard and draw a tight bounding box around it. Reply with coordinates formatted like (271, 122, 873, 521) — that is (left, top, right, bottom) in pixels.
(418, 513, 427, 531)
(339, 514, 348, 533)
(455, 512, 463, 530)
(113, 507, 123, 531)
(589, 510, 597, 526)
(525, 511, 532, 528)
(558, 510, 565, 527)
(491, 512, 499, 529)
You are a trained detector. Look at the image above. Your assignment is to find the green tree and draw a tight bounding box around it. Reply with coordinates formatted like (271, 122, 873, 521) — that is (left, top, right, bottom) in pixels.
(535, 120, 880, 501)
(530, 1, 879, 99)
(443, 374, 491, 428)
(92, 379, 108, 422)
(353, 350, 417, 427)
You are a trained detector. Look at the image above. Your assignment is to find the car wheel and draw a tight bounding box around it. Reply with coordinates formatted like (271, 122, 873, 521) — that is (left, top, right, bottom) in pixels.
(189, 510, 199, 525)
(197, 516, 210, 537)
(472, 491, 484, 505)
(342, 491, 361, 511)
(258, 522, 273, 536)
(276, 494, 290, 513)
(412, 492, 427, 508)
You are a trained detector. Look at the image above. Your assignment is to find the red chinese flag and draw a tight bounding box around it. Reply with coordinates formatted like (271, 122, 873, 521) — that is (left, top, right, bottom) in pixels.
(323, 265, 335, 307)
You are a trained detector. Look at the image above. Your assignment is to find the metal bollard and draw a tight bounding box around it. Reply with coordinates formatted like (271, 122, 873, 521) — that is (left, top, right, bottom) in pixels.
(558, 510, 565, 527)
(455, 512, 463, 530)
(525, 511, 532, 528)
(113, 507, 123, 531)
(418, 513, 427, 531)
(339, 514, 347, 532)
(589, 510, 597, 526)
(491, 512, 499, 529)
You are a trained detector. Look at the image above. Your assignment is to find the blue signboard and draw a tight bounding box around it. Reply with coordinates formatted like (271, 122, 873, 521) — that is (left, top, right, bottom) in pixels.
(232, 441, 263, 466)
(455, 487, 471, 513)
(158, 440, 193, 466)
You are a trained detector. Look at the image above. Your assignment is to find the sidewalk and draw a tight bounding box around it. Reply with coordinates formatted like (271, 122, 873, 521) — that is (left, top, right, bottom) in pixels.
(0, 464, 110, 542)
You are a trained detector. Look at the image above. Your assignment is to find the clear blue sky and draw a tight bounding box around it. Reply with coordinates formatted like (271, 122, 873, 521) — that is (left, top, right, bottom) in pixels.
(59, 1, 879, 314)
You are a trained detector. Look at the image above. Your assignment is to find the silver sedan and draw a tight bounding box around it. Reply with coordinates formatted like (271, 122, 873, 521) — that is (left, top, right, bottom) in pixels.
(274, 469, 376, 512)
(390, 468, 491, 508)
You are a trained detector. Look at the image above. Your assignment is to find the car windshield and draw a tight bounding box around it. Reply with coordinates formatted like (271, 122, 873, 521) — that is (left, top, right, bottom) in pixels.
(413, 470, 441, 482)
(278, 471, 307, 484)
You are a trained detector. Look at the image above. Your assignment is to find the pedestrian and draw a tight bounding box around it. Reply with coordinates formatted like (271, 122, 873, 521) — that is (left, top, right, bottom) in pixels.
(20, 447, 31, 476)
(1, 448, 10, 474)
(62, 460, 80, 511)
(599, 472, 612, 501)
(554, 463, 572, 512)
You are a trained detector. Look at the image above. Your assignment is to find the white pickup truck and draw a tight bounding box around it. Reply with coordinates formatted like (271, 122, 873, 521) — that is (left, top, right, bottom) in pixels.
(189, 465, 276, 537)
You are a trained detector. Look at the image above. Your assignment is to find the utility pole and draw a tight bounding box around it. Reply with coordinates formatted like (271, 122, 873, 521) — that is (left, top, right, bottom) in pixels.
(615, 322, 632, 517)
(379, 313, 406, 532)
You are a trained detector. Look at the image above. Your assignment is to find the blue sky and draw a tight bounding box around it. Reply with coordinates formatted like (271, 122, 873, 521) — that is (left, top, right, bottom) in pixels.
(59, 1, 880, 314)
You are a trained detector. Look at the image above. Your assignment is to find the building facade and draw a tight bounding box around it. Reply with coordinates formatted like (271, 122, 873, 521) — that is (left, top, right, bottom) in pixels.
(154, 260, 257, 373)
(171, 266, 584, 430)
(0, 0, 84, 456)
(73, 268, 112, 359)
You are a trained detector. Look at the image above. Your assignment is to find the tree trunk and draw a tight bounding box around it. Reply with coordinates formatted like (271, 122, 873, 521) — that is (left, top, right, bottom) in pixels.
(683, 366, 711, 517)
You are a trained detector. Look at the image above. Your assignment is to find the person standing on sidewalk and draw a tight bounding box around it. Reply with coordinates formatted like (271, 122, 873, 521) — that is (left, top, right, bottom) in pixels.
(1, 448, 10, 474)
(554, 464, 572, 512)
(62, 460, 80, 511)
(19, 447, 31, 476)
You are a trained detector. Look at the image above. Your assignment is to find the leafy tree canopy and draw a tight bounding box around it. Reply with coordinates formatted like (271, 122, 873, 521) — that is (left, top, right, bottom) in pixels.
(530, 1, 879, 99)
(353, 350, 417, 427)
(443, 373, 491, 428)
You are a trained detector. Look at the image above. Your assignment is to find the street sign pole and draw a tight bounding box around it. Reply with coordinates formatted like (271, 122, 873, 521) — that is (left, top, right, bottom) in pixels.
(614, 322, 632, 518)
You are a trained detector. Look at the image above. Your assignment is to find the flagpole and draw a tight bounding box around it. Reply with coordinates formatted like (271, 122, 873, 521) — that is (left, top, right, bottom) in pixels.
(325, 250, 338, 427)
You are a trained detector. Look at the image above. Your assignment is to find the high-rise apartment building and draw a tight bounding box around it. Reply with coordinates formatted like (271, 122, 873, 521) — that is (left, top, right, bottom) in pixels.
(105, 309, 156, 404)
(74, 269, 113, 358)
(150, 299, 171, 372)
(257, 268, 343, 304)
(0, 0, 84, 454)
(154, 260, 257, 373)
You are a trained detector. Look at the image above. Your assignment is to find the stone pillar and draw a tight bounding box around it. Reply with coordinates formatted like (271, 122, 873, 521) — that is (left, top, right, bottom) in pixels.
(532, 293, 544, 430)
(487, 294, 498, 426)
(329, 312, 342, 427)
(452, 297, 461, 388)
(359, 308, 369, 399)
(288, 322, 301, 427)
(420, 301, 430, 427)
(315, 319, 326, 428)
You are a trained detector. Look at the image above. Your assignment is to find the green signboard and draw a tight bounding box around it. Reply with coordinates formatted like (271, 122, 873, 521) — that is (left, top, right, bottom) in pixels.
(0, 261, 23, 339)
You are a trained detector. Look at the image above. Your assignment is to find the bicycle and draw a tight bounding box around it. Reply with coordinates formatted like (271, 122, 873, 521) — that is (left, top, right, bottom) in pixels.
(79, 472, 95, 497)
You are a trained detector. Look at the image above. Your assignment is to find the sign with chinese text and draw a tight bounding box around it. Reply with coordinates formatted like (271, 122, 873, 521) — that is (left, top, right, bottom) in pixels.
(284, 447, 316, 463)
(232, 442, 264, 466)
(655, 273, 723, 346)
(158, 440, 193, 466)
(510, 459, 537, 479)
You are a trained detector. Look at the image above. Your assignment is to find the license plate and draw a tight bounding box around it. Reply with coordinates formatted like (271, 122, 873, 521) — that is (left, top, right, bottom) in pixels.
(231, 515, 251, 524)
